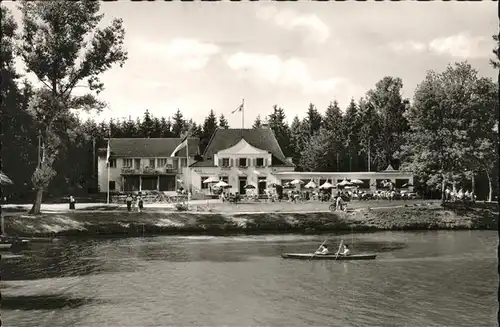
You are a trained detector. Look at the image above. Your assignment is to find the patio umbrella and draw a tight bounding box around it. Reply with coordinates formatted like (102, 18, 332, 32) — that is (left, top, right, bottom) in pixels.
(305, 180, 317, 188)
(203, 176, 219, 184)
(319, 181, 334, 189)
(344, 186, 354, 190)
(337, 179, 352, 187)
(350, 179, 364, 185)
(402, 183, 413, 187)
(258, 179, 267, 184)
(283, 183, 294, 189)
(214, 180, 229, 188)
(0, 172, 13, 186)
(244, 184, 256, 189)
(290, 179, 304, 185)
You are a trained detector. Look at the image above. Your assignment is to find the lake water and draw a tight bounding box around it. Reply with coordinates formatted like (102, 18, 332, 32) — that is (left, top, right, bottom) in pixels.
(1, 231, 498, 327)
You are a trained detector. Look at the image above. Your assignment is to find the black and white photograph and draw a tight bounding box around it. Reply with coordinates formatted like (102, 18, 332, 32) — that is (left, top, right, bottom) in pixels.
(1, 1, 498, 326)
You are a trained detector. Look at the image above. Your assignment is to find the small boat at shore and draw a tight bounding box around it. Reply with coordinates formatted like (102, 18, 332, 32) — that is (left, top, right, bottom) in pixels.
(281, 253, 377, 260)
(0, 236, 31, 251)
(0, 243, 13, 251)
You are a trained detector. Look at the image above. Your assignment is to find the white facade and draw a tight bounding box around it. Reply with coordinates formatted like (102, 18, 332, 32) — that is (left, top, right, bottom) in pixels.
(189, 139, 294, 194)
(98, 155, 191, 193)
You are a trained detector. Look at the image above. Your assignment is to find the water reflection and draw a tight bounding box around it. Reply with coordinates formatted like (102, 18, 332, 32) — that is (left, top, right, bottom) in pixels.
(1, 231, 497, 327)
(1, 294, 94, 310)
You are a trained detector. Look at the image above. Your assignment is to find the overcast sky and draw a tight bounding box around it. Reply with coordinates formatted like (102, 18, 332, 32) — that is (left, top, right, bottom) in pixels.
(7, 1, 498, 126)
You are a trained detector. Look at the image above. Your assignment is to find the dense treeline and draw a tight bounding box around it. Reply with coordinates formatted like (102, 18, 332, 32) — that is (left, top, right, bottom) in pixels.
(1, 3, 498, 211)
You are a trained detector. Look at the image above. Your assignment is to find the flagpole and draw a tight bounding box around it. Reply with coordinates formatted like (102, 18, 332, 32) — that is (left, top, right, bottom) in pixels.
(242, 98, 244, 129)
(186, 135, 190, 208)
(107, 122, 111, 204)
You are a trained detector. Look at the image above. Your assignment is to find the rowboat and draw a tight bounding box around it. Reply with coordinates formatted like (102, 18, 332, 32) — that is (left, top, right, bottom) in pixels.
(281, 253, 377, 260)
(0, 243, 13, 251)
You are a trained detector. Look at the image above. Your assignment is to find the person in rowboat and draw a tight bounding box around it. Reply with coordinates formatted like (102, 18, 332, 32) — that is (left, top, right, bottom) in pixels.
(336, 243, 351, 256)
(315, 244, 329, 255)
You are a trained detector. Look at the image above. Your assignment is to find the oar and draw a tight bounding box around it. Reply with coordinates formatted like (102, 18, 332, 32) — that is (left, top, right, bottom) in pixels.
(309, 239, 327, 261)
(334, 240, 344, 261)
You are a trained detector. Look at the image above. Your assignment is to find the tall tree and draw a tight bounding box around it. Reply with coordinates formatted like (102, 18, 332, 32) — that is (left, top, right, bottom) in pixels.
(218, 114, 229, 129)
(159, 117, 173, 138)
(268, 105, 292, 157)
(300, 127, 333, 172)
(366, 77, 409, 170)
(342, 99, 361, 171)
(140, 110, 155, 138)
(199, 109, 218, 153)
(122, 117, 138, 137)
(304, 103, 322, 136)
(289, 115, 308, 170)
(323, 101, 344, 171)
(252, 115, 262, 129)
(150, 117, 163, 138)
(18, 0, 127, 214)
(171, 109, 185, 137)
(1, 6, 38, 201)
(358, 98, 382, 172)
(398, 63, 490, 202)
(491, 33, 500, 69)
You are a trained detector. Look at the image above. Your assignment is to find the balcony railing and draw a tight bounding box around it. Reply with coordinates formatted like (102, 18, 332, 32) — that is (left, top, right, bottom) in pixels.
(121, 166, 179, 175)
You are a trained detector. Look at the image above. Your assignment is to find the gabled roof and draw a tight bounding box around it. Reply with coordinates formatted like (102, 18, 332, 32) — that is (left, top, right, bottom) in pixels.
(97, 138, 199, 158)
(191, 128, 294, 167)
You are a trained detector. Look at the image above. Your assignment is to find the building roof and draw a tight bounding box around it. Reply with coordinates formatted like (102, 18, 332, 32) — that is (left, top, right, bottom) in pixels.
(191, 128, 294, 167)
(97, 138, 199, 158)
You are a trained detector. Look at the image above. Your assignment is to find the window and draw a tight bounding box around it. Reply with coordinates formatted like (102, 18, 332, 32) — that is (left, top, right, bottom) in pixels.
(222, 158, 230, 167)
(149, 158, 155, 168)
(238, 158, 247, 167)
(158, 158, 168, 167)
(395, 179, 409, 189)
(122, 159, 132, 168)
(221, 176, 229, 184)
(134, 159, 141, 169)
(109, 180, 116, 191)
(201, 176, 209, 189)
(256, 158, 264, 167)
(109, 159, 117, 168)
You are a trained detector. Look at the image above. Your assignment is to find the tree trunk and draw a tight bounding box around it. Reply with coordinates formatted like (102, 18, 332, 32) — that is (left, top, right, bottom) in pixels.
(29, 188, 44, 215)
(486, 171, 493, 202)
(441, 175, 446, 205)
(471, 171, 475, 193)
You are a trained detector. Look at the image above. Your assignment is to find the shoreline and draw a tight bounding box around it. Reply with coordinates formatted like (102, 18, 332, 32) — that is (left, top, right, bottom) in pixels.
(2, 201, 497, 237)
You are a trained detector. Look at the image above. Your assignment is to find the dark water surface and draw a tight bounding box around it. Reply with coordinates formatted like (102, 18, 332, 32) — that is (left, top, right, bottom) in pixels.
(1, 231, 497, 327)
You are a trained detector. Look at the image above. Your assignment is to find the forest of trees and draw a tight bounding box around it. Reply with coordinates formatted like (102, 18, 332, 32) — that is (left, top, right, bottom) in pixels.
(1, 3, 498, 212)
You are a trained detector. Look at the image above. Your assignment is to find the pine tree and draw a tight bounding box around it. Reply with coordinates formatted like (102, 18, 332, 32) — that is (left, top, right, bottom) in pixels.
(219, 114, 229, 129)
(171, 109, 185, 137)
(252, 115, 262, 129)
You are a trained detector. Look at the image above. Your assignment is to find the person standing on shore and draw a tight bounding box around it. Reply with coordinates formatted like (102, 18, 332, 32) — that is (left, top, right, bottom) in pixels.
(69, 196, 76, 210)
(137, 193, 143, 213)
(126, 194, 132, 212)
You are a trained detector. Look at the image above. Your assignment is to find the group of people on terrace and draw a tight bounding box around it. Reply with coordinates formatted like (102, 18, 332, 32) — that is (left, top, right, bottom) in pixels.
(444, 187, 476, 203)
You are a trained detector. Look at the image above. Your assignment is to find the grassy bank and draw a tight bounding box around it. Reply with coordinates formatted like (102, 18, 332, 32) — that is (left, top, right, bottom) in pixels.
(2, 202, 497, 237)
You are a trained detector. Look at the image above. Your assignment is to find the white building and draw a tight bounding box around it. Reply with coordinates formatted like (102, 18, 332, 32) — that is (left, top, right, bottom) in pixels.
(97, 138, 199, 193)
(189, 126, 296, 194)
(97, 126, 414, 195)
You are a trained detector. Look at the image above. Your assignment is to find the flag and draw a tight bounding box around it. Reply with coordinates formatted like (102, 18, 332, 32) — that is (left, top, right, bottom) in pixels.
(106, 141, 111, 164)
(231, 102, 243, 115)
(170, 138, 188, 157)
